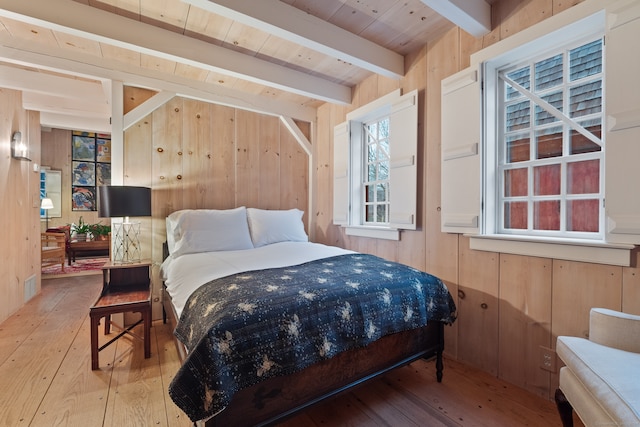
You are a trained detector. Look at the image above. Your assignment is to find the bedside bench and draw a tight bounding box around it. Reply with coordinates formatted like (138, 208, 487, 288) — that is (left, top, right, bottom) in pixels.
(90, 260, 152, 370)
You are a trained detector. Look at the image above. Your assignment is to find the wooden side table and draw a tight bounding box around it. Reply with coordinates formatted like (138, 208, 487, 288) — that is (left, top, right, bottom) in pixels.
(90, 260, 152, 370)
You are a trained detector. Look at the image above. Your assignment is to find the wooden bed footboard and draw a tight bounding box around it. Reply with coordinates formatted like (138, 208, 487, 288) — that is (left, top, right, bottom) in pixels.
(162, 287, 445, 427)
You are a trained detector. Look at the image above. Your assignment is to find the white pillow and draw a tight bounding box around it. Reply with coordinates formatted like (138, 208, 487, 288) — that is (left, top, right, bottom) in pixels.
(246, 208, 308, 247)
(167, 207, 254, 257)
(165, 216, 180, 254)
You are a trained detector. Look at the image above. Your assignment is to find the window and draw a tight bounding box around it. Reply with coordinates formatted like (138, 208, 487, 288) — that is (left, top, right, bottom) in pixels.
(441, 2, 640, 266)
(363, 117, 390, 225)
(496, 38, 604, 239)
(334, 89, 418, 240)
(40, 168, 62, 219)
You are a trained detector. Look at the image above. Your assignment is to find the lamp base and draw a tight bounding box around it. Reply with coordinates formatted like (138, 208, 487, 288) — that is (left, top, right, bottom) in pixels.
(112, 222, 141, 264)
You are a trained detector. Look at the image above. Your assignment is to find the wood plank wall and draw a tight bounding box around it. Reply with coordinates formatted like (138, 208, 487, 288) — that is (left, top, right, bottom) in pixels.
(0, 89, 41, 323)
(312, 0, 640, 402)
(122, 90, 310, 317)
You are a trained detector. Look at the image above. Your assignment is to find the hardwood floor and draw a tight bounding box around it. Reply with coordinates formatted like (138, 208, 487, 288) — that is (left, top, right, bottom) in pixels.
(0, 274, 578, 427)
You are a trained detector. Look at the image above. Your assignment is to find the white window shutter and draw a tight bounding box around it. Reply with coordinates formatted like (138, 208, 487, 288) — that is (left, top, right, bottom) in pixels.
(333, 121, 350, 226)
(605, 0, 640, 244)
(389, 89, 418, 230)
(441, 67, 482, 234)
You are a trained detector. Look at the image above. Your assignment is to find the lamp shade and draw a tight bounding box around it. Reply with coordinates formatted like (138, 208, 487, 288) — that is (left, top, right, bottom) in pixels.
(40, 198, 54, 210)
(98, 186, 151, 218)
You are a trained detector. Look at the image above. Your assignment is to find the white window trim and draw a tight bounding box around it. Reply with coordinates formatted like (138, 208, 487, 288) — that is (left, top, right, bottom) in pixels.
(346, 226, 400, 240)
(441, 0, 640, 266)
(469, 234, 633, 267)
(334, 89, 418, 240)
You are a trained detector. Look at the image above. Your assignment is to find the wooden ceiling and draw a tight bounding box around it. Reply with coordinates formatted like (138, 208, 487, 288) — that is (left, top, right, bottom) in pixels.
(0, 0, 491, 130)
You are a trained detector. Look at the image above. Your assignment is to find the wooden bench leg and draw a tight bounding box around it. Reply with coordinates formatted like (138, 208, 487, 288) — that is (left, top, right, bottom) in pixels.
(90, 299, 151, 369)
(555, 388, 574, 427)
(143, 304, 151, 359)
(90, 313, 100, 370)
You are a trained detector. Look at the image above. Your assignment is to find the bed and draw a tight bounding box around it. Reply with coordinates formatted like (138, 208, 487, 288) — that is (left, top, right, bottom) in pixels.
(161, 207, 457, 426)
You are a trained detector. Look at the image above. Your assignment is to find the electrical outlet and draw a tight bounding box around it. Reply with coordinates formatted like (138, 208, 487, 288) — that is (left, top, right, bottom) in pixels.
(539, 346, 557, 372)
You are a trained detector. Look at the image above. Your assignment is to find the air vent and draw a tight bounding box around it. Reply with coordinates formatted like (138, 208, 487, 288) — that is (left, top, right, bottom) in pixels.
(24, 275, 37, 302)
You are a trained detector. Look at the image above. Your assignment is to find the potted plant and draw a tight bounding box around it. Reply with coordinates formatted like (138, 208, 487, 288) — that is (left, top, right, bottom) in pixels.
(71, 216, 91, 241)
(89, 223, 111, 241)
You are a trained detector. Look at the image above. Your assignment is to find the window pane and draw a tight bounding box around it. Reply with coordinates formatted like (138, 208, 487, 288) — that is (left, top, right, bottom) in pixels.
(535, 92, 562, 125)
(506, 133, 530, 163)
(535, 126, 562, 159)
(570, 40, 602, 81)
(569, 80, 602, 118)
(366, 205, 374, 222)
(368, 164, 376, 181)
(377, 183, 387, 202)
(365, 185, 374, 202)
(367, 122, 377, 137)
(535, 53, 563, 91)
(504, 168, 528, 197)
(368, 144, 376, 163)
(376, 204, 386, 222)
(379, 119, 389, 138)
(568, 160, 599, 194)
(504, 202, 527, 229)
(567, 199, 599, 232)
(505, 67, 530, 100)
(378, 144, 389, 162)
(378, 163, 388, 180)
(534, 164, 561, 195)
(378, 143, 389, 161)
(506, 101, 530, 131)
(570, 118, 601, 154)
(534, 200, 560, 230)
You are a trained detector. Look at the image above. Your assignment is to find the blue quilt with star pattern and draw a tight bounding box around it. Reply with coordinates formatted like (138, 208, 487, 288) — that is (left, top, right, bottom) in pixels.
(168, 253, 456, 422)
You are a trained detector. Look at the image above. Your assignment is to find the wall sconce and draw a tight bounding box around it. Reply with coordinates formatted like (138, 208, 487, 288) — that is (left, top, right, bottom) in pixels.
(11, 131, 31, 161)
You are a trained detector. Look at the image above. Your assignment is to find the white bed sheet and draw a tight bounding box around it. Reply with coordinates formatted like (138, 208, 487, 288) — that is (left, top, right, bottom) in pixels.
(161, 241, 353, 318)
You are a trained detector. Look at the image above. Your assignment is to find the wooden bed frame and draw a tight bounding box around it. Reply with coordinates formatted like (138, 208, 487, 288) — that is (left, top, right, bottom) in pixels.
(162, 287, 446, 426)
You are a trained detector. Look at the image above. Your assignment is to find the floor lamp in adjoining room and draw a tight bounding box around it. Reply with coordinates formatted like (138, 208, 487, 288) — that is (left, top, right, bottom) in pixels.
(41, 197, 54, 230)
(97, 186, 151, 264)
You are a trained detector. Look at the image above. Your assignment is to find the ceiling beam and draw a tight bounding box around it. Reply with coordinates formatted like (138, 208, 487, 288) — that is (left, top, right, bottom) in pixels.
(420, 0, 491, 37)
(0, 64, 105, 100)
(124, 92, 176, 131)
(23, 92, 109, 117)
(40, 112, 111, 133)
(0, 41, 317, 122)
(0, 0, 351, 104)
(183, 0, 404, 79)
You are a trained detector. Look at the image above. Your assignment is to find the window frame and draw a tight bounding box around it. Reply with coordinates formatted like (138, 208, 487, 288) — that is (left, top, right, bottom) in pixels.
(333, 89, 418, 240)
(489, 35, 605, 240)
(440, 1, 640, 267)
(362, 115, 391, 226)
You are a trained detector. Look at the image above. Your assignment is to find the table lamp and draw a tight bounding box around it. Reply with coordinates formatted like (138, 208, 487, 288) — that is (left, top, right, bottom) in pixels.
(98, 186, 151, 264)
(41, 197, 54, 230)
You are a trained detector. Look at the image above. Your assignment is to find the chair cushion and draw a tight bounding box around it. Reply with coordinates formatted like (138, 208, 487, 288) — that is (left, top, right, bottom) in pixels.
(557, 336, 640, 426)
(559, 367, 618, 427)
(590, 308, 640, 353)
